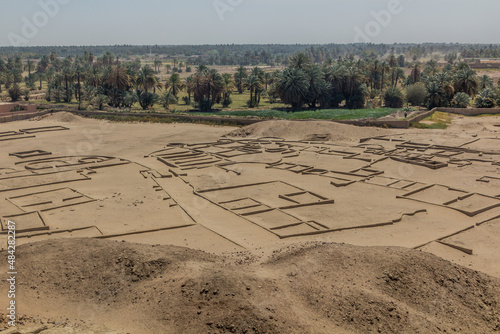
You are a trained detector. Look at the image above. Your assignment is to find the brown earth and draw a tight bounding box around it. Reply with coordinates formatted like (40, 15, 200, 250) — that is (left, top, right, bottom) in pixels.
(1, 239, 500, 334)
(225, 120, 391, 143)
(0, 112, 499, 333)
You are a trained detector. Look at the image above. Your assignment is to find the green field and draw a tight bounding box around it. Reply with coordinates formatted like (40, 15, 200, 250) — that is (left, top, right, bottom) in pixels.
(188, 108, 398, 120)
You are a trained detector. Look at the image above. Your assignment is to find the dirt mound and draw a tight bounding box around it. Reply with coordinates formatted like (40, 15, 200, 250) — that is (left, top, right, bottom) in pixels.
(226, 120, 392, 142)
(2, 239, 500, 334)
(31, 112, 86, 123)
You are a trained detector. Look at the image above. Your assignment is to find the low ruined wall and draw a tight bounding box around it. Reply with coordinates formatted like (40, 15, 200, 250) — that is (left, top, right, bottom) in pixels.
(0, 111, 50, 123)
(335, 119, 410, 129)
(71, 111, 262, 126)
(436, 108, 500, 116)
(408, 109, 437, 124)
(0, 103, 37, 114)
(0, 104, 15, 114)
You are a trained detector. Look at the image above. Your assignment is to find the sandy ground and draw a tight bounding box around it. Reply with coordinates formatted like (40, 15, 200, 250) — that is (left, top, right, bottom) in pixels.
(0, 112, 499, 333)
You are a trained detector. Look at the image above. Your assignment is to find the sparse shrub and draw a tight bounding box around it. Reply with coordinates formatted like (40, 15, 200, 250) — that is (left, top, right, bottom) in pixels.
(182, 96, 191, 105)
(23, 89, 30, 101)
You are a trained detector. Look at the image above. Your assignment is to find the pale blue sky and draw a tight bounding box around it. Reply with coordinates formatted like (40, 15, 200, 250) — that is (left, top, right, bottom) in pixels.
(0, 0, 499, 46)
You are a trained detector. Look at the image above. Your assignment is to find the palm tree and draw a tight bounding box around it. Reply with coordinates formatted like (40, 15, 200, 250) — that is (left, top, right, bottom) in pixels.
(221, 73, 235, 101)
(106, 65, 130, 107)
(185, 75, 194, 101)
(135, 65, 159, 93)
(304, 64, 327, 108)
(25, 59, 34, 80)
(154, 59, 163, 74)
(424, 59, 438, 76)
(245, 75, 263, 107)
(263, 72, 274, 91)
(434, 72, 454, 105)
(426, 81, 443, 109)
(86, 66, 102, 88)
(410, 63, 421, 84)
(289, 53, 311, 70)
(454, 67, 479, 96)
(380, 60, 389, 91)
(479, 75, 493, 90)
(106, 65, 130, 90)
(234, 65, 248, 94)
(62, 66, 74, 102)
(167, 72, 184, 97)
(74, 64, 85, 103)
(275, 68, 309, 111)
(191, 69, 224, 111)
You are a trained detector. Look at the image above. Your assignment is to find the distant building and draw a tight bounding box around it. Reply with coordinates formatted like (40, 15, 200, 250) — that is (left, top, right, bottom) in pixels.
(466, 59, 500, 69)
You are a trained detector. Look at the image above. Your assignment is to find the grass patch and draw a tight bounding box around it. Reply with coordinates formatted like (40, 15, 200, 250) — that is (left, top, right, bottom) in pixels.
(411, 111, 452, 129)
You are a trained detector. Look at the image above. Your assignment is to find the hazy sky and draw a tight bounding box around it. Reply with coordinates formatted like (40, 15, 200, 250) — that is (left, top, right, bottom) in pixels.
(0, 0, 499, 46)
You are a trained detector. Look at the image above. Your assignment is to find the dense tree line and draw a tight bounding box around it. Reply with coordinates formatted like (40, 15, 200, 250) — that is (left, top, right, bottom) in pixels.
(2, 48, 500, 111)
(2, 43, 500, 67)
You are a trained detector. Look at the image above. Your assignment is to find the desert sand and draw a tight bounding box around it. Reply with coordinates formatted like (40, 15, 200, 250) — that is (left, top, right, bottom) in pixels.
(0, 112, 499, 333)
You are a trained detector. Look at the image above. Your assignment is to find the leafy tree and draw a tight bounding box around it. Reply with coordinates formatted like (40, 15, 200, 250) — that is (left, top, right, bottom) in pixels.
(406, 83, 427, 106)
